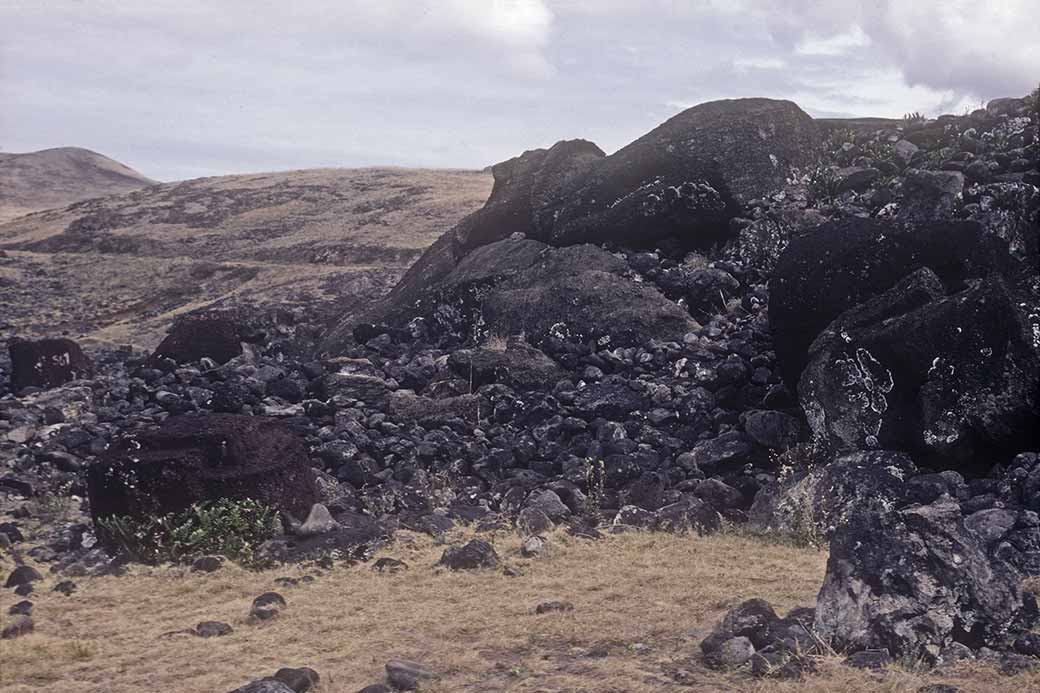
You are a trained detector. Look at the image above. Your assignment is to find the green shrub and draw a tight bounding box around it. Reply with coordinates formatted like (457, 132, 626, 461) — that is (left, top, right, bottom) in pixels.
(97, 498, 278, 566)
(806, 165, 840, 207)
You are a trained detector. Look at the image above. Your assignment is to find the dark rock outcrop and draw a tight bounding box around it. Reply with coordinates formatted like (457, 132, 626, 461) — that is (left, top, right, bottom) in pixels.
(8, 337, 93, 391)
(769, 218, 1013, 386)
(815, 500, 1040, 662)
(800, 272, 1040, 469)
(351, 238, 696, 349)
(539, 98, 817, 248)
(148, 312, 243, 366)
(447, 339, 566, 391)
(86, 414, 318, 543)
(323, 98, 815, 353)
(749, 450, 917, 539)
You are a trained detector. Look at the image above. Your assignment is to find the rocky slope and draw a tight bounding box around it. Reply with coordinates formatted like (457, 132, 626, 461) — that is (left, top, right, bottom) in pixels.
(1, 92, 1039, 690)
(0, 147, 155, 222)
(0, 167, 492, 347)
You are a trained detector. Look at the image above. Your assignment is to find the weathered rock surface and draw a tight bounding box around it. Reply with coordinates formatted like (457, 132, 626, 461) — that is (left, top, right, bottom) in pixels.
(8, 336, 93, 391)
(86, 414, 318, 542)
(815, 499, 1040, 662)
(324, 98, 815, 351)
(770, 218, 1012, 385)
(800, 272, 1039, 468)
(148, 312, 244, 367)
(749, 450, 917, 539)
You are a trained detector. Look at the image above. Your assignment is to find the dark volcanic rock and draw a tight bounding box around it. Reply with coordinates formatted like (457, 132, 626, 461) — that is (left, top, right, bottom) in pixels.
(447, 339, 566, 391)
(323, 98, 814, 353)
(769, 218, 1013, 385)
(539, 98, 817, 248)
(800, 273, 1040, 468)
(354, 238, 696, 349)
(8, 336, 93, 391)
(815, 500, 1039, 662)
(438, 538, 499, 570)
(87, 414, 318, 544)
(148, 311, 243, 366)
(749, 450, 917, 539)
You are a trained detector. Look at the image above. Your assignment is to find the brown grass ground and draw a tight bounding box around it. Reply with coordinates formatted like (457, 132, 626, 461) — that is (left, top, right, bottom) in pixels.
(0, 529, 1031, 692)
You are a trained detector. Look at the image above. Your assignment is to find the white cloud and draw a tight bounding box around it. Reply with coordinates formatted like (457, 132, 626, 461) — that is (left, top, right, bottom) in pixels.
(795, 26, 871, 56)
(0, 0, 1034, 180)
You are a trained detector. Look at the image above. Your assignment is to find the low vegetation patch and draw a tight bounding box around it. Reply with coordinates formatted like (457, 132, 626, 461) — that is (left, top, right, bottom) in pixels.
(96, 498, 278, 565)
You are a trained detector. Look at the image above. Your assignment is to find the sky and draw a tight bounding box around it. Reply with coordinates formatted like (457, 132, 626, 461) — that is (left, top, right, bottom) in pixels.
(1, 0, 1036, 181)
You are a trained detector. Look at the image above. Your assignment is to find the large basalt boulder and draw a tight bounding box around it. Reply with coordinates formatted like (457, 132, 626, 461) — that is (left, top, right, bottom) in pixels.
(800, 271, 1040, 469)
(323, 98, 815, 354)
(8, 337, 93, 391)
(539, 98, 817, 248)
(815, 500, 1040, 662)
(363, 238, 696, 349)
(87, 414, 318, 543)
(148, 312, 243, 366)
(447, 339, 566, 391)
(748, 450, 917, 539)
(770, 218, 1013, 385)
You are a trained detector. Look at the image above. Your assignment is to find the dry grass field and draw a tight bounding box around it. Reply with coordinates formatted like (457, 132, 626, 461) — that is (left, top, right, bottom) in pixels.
(1, 528, 1031, 693)
(0, 167, 492, 348)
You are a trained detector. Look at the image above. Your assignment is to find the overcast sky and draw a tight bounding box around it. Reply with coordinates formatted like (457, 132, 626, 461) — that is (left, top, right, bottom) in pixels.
(1, 0, 1036, 181)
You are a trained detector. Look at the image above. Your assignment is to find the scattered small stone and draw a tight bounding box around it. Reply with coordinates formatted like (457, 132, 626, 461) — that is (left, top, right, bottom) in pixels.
(1013, 632, 1040, 657)
(250, 592, 287, 622)
(844, 648, 892, 670)
(4, 565, 42, 589)
(385, 659, 436, 690)
(227, 679, 295, 693)
(191, 555, 224, 573)
(195, 621, 233, 637)
(274, 577, 300, 587)
(438, 538, 499, 570)
(292, 503, 338, 537)
(918, 685, 963, 693)
(52, 580, 77, 595)
(372, 557, 408, 573)
(273, 667, 320, 692)
(0, 521, 24, 543)
(535, 600, 575, 614)
(8, 600, 33, 616)
(1, 614, 33, 639)
(710, 636, 755, 669)
(521, 535, 547, 558)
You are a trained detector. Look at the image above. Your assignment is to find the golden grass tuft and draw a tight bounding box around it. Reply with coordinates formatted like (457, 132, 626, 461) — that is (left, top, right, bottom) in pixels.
(0, 528, 1035, 692)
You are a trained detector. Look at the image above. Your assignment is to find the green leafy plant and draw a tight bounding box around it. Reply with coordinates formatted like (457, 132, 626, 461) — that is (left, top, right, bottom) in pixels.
(97, 498, 278, 566)
(806, 166, 840, 207)
(583, 457, 606, 521)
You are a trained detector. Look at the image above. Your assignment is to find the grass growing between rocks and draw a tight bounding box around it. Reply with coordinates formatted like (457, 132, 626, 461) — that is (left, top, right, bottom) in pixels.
(1, 529, 1036, 692)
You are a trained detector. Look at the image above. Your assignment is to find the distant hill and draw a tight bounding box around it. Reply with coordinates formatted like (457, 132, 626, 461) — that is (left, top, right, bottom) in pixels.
(0, 167, 492, 347)
(0, 146, 156, 222)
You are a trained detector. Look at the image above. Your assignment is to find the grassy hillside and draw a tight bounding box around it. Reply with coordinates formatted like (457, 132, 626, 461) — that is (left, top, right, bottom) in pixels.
(0, 147, 155, 222)
(0, 167, 492, 347)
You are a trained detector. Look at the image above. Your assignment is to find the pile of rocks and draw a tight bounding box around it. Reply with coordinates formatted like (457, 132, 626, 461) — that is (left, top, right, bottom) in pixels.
(1, 92, 1038, 680)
